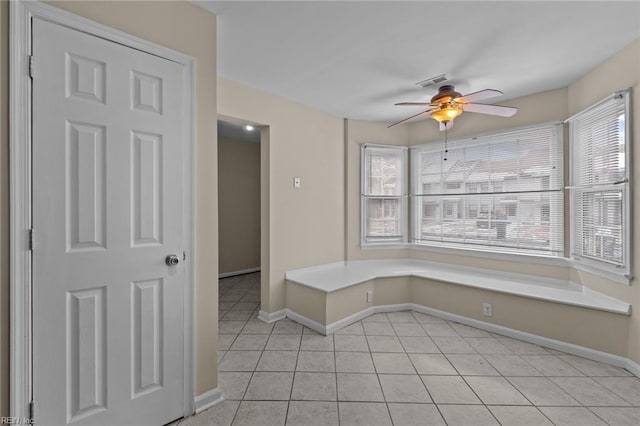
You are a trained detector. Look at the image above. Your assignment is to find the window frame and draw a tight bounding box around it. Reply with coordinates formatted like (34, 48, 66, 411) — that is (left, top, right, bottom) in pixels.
(568, 89, 632, 285)
(360, 144, 409, 247)
(410, 123, 565, 258)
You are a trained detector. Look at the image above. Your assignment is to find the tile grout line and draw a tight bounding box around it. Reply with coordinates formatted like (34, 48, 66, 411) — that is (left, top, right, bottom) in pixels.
(334, 333, 341, 426)
(217, 276, 637, 425)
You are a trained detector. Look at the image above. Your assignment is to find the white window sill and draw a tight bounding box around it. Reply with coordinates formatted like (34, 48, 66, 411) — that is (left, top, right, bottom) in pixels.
(361, 242, 568, 268)
(570, 258, 632, 286)
(409, 243, 569, 268)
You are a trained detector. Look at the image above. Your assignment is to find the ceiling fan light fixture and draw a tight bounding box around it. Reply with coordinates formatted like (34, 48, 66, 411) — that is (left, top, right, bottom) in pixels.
(430, 103, 463, 123)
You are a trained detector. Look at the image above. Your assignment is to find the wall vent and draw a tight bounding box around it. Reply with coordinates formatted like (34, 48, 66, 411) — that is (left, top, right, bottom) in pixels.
(416, 74, 448, 88)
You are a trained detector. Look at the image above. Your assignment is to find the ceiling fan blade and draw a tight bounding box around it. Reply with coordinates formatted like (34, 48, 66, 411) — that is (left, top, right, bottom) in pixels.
(454, 89, 503, 104)
(439, 121, 454, 131)
(463, 103, 517, 117)
(394, 102, 433, 106)
(387, 109, 435, 128)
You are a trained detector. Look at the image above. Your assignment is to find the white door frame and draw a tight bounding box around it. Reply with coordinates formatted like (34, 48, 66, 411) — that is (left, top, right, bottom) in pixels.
(9, 0, 195, 419)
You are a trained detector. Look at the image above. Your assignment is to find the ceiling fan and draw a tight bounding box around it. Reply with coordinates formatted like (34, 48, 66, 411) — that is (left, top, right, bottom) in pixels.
(388, 85, 518, 130)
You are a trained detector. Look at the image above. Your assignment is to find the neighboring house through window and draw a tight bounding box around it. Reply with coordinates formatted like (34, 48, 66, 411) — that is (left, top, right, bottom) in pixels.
(410, 123, 564, 256)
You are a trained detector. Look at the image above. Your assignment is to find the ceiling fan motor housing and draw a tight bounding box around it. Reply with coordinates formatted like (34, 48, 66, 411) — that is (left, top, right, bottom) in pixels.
(431, 85, 462, 104)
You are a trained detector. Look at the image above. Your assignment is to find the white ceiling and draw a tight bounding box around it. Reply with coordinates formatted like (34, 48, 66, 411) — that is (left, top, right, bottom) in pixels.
(197, 1, 640, 123)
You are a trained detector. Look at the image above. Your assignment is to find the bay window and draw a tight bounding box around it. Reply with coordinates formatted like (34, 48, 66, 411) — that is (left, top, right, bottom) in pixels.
(360, 92, 631, 283)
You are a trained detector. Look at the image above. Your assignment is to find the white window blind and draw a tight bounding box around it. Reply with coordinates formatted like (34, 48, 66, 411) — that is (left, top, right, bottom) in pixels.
(569, 90, 630, 278)
(361, 145, 407, 244)
(411, 124, 564, 256)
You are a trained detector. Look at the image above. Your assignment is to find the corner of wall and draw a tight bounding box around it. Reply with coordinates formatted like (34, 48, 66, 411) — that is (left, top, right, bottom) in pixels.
(1, 0, 10, 418)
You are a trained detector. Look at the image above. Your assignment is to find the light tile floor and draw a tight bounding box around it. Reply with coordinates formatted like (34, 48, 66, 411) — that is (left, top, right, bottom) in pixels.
(179, 273, 640, 426)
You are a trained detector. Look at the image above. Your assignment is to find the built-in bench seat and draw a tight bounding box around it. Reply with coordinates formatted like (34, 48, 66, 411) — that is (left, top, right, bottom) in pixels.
(285, 258, 631, 315)
(265, 258, 637, 376)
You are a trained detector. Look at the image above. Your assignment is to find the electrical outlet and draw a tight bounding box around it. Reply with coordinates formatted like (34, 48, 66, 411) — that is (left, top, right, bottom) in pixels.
(366, 290, 373, 303)
(483, 303, 493, 317)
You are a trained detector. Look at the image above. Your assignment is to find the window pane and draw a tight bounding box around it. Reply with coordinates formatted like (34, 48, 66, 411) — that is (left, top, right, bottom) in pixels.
(362, 145, 407, 244)
(364, 147, 404, 196)
(575, 189, 624, 265)
(411, 124, 564, 256)
(365, 198, 402, 239)
(414, 192, 563, 254)
(570, 91, 629, 272)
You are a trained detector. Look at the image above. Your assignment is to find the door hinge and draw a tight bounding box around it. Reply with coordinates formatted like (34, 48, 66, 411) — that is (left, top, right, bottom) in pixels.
(28, 55, 34, 79)
(28, 229, 34, 251)
(183, 251, 186, 261)
(29, 400, 34, 419)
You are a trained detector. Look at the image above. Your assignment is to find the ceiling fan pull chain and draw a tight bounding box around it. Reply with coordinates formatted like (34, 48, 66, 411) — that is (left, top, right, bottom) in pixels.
(444, 128, 448, 161)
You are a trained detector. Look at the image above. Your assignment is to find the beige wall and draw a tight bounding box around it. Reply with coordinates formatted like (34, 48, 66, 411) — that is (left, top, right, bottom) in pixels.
(1, 0, 9, 418)
(288, 277, 629, 355)
(0, 1, 219, 414)
(218, 137, 260, 274)
(566, 39, 640, 364)
(410, 278, 629, 356)
(218, 78, 345, 313)
(286, 283, 327, 324)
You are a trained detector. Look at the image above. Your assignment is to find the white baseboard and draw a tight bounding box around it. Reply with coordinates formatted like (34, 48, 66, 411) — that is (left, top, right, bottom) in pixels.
(280, 303, 640, 378)
(258, 309, 287, 323)
(324, 303, 415, 334)
(219, 267, 260, 279)
(409, 304, 636, 373)
(285, 309, 326, 334)
(194, 387, 223, 414)
(624, 358, 640, 377)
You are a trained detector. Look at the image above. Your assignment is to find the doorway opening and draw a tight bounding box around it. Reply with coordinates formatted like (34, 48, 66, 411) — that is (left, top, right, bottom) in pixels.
(217, 119, 261, 279)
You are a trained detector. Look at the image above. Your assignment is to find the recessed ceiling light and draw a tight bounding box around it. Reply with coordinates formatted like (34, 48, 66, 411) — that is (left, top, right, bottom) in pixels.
(244, 125, 255, 131)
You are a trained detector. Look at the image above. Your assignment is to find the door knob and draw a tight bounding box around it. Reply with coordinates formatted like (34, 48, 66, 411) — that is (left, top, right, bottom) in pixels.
(165, 254, 180, 266)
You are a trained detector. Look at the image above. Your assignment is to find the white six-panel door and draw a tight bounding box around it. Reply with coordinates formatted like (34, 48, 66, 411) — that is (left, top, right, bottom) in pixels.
(32, 18, 185, 425)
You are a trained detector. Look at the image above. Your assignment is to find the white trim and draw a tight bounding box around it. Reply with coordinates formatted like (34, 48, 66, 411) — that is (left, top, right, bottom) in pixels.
(9, 0, 33, 418)
(360, 144, 409, 247)
(409, 243, 569, 268)
(181, 56, 196, 418)
(258, 309, 287, 323)
(219, 267, 261, 279)
(570, 259, 632, 286)
(282, 304, 640, 378)
(362, 143, 410, 150)
(325, 303, 414, 335)
(410, 304, 633, 369)
(10, 0, 196, 419)
(360, 243, 412, 250)
(285, 310, 327, 334)
(194, 388, 223, 414)
(410, 122, 565, 258)
(625, 359, 640, 378)
(564, 90, 629, 123)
